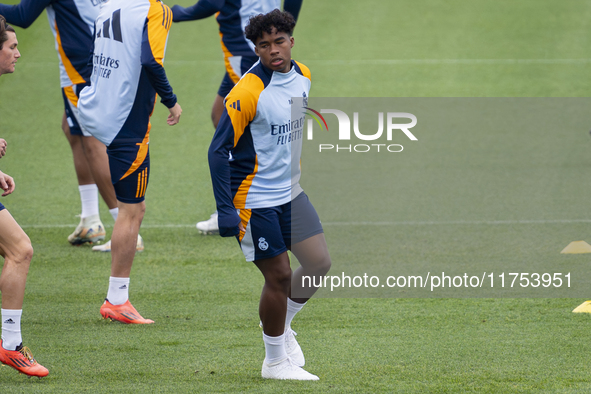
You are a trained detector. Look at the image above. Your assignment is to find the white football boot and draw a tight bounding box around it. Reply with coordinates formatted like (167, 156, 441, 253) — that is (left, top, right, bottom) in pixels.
(259, 322, 305, 367)
(285, 328, 305, 367)
(92, 234, 144, 252)
(68, 214, 106, 245)
(261, 357, 319, 380)
(196, 212, 219, 235)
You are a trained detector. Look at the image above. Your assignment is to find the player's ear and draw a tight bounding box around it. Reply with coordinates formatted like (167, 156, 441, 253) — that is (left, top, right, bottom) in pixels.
(289, 36, 294, 48)
(254, 45, 260, 57)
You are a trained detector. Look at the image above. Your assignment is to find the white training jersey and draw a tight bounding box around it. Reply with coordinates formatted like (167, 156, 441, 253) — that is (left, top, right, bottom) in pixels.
(209, 59, 311, 211)
(78, 0, 176, 146)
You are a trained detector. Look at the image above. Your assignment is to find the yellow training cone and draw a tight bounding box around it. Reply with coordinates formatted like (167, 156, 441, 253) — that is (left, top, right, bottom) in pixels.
(573, 301, 591, 313)
(560, 241, 591, 254)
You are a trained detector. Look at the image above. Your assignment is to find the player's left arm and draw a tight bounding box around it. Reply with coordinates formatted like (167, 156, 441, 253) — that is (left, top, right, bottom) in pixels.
(171, 0, 223, 22)
(141, 2, 178, 112)
(0, 0, 52, 29)
(208, 87, 258, 237)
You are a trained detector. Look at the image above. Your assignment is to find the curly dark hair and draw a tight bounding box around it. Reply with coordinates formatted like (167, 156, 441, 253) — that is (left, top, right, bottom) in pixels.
(245, 9, 296, 44)
(0, 15, 15, 50)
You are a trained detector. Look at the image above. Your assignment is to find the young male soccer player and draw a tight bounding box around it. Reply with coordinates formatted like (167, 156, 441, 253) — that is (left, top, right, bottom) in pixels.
(209, 9, 330, 380)
(0, 0, 144, 252)
(172, 0, 303, 234)
(0, 16, 48, 377)
(78, 0, 181, 324)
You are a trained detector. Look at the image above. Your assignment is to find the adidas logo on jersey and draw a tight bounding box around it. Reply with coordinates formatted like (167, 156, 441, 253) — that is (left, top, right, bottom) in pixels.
(229, 100, 241, 111)
(96, 9, 123, 43)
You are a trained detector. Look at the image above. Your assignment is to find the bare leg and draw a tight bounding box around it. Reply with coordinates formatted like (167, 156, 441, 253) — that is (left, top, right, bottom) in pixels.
(0, 210, 33, 309)
(110, 201, 145, 278)
(62, 112, 94, 185)
(254, 252, 292, 337)
(80, 136, 117, 209)
(211, 94, 225, 129)
(289, 233, 332, 303)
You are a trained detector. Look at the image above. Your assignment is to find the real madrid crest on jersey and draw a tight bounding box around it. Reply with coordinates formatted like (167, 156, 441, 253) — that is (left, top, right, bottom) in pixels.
(258, 237, 269, 251)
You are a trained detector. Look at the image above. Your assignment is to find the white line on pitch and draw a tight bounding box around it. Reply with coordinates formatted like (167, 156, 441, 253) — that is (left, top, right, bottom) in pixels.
(17, 59, 591, 67)
(20, 219, 591, 229)
(303, 59, 591, 65)
(20, 224, 195, 229)
(322, 219, 591, 226)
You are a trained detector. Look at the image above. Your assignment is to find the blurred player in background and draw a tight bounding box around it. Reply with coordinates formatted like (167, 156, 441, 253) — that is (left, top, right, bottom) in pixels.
(78, 0, 181, 324)
(0, 0, 144, 252)
(0, 16, 48, 378)
(208, 10, 330, 380)
(172, 0, 302, 234)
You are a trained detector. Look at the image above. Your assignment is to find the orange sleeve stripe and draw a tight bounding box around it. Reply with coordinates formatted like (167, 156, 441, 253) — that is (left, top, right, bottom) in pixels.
(225, 73, 265, 147)
(147, 0, 172, 67)
(294, 60, 311, 82)
(219, 32, 240, 84)
(55, 22, 85, 85)
(233, 156, 258, 209)
(63, 85, 79, 107)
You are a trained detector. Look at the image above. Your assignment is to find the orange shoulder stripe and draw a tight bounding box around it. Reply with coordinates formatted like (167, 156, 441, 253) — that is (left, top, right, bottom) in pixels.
(294, 60, 311, 82)
(147, 0, 172, 66)
(225, 73, 265, 147)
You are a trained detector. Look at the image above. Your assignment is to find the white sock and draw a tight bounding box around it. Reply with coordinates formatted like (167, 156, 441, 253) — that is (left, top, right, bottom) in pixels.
(1, 309, 22, 351)
(109, 207, 119, 222)
(285, 298, 306, 330)
(106, 277, 130, 305)
(79, 184, 99, 219)
(262, 332, 287, 364)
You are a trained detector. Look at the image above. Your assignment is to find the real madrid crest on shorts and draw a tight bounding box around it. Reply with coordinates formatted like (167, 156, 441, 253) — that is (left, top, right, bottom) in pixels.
(258, 237, 269, 251)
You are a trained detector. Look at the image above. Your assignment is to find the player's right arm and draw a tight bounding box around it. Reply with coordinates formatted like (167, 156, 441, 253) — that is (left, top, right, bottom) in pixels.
(283, 0, 303, 23)
(141, 1, 178, 111)
(0, 138, 6, 158)
(208, 86, 257, 237)
(171, 0, 223, 22)
(0, 0, 52, 28)
(0, 169, 15, 196)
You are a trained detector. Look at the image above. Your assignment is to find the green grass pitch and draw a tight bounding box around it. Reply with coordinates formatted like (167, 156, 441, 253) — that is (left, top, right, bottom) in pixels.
(2, 0, 591, 392)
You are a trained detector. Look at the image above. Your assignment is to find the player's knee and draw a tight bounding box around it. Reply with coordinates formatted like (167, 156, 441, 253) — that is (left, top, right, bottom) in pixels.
(316, 254, 331, 276)
(11, 237, 33, 267)
(130, 202, 146, 222)
(268, 265, 292, 291)
(301, 253, 331, 276)
(307, 253, 331, 277)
